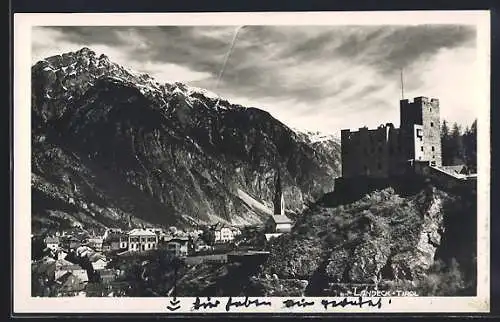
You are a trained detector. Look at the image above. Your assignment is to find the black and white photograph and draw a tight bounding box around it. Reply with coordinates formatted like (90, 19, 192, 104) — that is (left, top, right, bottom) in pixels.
(13, 11, 490, 313)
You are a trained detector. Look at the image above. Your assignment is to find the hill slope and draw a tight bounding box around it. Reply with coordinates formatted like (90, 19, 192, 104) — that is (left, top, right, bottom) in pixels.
(259, 184, 476, 296)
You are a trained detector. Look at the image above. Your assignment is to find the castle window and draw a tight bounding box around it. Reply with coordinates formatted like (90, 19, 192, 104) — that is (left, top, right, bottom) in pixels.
(430, 122, 434, 127)
(432, 155, 435, 159)
(421, 146, 424, 152)
(431, 146, 435, 152)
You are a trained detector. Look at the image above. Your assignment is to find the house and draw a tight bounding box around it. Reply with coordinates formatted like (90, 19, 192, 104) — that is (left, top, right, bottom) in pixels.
(219, 226, 235, 243)
(111, 239, 121, 251)
(168, 226, 178, 235)
(145, 227, 164, 235)
(32, 256, 57, 279)
(89, 253, 108, 270)
(159, 232, 173, 243)
(68, 236, 82, 249)
(45, 236, 59, 252)
(54, 272, 87, 296)
(55, 258, 88, 282)
(442, 164, 471, 175)
(266, 215, 293, 234)
(87, 237, 103, 251)
(103, 232, 128, 252)
(119, 235, 128, 249)
(102, 228, 123, 240)
(102, 240, 112, 252)
(209, 223, 235, 244)
(56, 249, 68, 260)
(194, 239, 213, 252)
(97, 269, 117, 284)
(76, 245, 94, 258)
(128, 229, 158, 252)
(231, 227, 242, 238)
(165, 237, 189, 257)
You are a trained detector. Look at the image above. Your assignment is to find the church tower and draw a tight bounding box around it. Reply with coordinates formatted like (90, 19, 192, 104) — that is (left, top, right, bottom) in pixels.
(273, 170, 285, 216)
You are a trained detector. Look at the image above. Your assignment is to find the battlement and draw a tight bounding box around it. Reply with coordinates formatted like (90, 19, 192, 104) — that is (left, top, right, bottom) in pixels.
(400, 96, 440, 105)
(341, 123, 395, 135)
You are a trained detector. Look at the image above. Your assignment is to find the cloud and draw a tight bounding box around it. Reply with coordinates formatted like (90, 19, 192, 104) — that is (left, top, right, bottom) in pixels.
(32, 27, 212, 82)
(32, 24, 478, 135)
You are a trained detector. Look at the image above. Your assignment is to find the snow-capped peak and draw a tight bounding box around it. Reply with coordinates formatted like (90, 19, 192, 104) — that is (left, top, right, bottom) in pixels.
(187, 86, 221, 101)
(292, 128, 340, 143)
(35, 47, 239, 112)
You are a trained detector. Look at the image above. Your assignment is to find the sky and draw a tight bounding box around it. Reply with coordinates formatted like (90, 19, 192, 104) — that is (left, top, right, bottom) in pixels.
(31, 25, 478, 136)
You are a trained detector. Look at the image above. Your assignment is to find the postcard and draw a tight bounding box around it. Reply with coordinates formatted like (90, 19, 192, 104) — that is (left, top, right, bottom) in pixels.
(13, 10, 490, 314)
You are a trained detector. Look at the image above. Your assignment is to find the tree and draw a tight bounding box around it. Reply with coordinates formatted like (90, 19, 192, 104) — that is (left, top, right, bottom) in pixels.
(441, 119, 477, 169)
(463, 119, 477, 171)
(31, 236, 47, 261)
(451, 123, 466, 165)
(200, 228, 215, 246)
(440, 120, 453, 165)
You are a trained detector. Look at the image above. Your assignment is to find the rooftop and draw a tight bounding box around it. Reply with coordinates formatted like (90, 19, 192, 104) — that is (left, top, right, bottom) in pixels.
(45, 236, 59, 243)
(128, 229, 157, 237)
(271, 214, 293, 224)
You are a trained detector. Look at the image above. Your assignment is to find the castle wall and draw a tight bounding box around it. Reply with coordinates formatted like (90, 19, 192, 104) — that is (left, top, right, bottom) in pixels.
(341, 124, 405, 178)
(341, 96, 443, 179)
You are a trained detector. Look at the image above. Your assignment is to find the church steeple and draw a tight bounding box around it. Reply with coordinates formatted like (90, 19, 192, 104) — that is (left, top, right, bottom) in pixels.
(273, 169, 285, 216)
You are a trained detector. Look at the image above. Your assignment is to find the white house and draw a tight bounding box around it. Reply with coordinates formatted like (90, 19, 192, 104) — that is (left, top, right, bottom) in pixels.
(214, 226, 235, 243)
(45, 236, 59, 252)
(89, 254, 108, 270)
(76, 245, 94, 258)
(57, 249, 68, 260)
(87, 237, 103, 251)
(128, 229, 157, 252)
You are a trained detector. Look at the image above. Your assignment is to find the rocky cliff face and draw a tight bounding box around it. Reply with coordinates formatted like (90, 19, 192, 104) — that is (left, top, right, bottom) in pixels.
(31, 47, 341, 231)
(261, 185, 476, 295)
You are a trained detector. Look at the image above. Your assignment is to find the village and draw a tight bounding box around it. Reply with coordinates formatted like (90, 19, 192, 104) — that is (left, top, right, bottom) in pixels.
(31, 178, 294, 297)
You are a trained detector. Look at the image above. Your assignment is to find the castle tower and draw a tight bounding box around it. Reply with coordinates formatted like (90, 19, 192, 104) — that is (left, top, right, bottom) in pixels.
(273, 170, 285, 216)
(399, 96, 442, 167)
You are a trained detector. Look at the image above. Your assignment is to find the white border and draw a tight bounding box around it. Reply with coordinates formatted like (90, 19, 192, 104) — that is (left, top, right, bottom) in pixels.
(13, 11, 491, 314)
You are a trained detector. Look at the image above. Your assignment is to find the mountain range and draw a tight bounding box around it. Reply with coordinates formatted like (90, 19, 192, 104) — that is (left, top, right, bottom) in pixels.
(31, 47, 341, 232)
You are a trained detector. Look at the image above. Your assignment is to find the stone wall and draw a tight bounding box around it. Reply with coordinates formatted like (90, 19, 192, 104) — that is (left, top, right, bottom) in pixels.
(341, 124, 404, 178)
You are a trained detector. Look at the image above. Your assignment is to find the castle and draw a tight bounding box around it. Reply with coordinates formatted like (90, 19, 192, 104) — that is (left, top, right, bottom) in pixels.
(341, 96, 442, 178)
